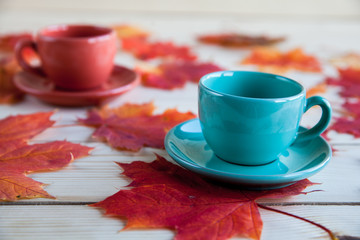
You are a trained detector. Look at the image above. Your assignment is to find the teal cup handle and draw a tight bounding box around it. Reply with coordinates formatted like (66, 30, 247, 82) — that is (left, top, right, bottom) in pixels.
(295, 96, 332, 143)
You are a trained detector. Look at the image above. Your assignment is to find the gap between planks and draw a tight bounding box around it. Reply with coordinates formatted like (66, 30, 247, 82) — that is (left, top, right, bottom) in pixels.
(1, 201, 360, 206)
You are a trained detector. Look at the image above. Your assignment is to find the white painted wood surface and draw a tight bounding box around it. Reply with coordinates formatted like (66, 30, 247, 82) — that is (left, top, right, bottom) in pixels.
(1, 0, 360, 18)
(0, 3, 360, 240)
(1, 205, 359, 240)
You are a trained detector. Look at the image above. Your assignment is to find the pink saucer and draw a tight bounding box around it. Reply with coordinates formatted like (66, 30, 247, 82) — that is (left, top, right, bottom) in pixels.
(14, 65, 140, 107)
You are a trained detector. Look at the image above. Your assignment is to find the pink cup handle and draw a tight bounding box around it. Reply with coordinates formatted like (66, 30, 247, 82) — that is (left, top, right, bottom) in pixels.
(15, 39, 44, 76)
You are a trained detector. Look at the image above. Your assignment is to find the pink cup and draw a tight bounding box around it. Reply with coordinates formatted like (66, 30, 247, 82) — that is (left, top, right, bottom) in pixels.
(15, 24, 117, 91)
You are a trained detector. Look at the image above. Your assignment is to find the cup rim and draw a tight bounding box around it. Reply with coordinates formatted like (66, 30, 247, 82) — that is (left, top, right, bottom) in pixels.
(38, 24, 115, 42)
(199, 70, 305, 102)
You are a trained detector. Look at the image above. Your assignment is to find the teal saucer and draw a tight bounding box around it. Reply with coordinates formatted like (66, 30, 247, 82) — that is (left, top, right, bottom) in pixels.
(164, 119, 332, 189)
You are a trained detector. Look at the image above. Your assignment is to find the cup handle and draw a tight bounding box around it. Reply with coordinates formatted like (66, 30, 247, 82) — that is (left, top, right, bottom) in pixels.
(295, 96, 332, 143)
(15, 39, 45, 76)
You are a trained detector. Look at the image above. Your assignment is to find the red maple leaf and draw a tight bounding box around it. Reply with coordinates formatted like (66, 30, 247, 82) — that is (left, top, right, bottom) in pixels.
(325, 100, 360, 138)
(329, 117, 360, 138)
(91, 155, 315, 240)
(322, 68, 360, 139)
(342, 101, 360, 117)
(198, 33, 285, 48)
(121, 37, 197, 61)
(326, 67, 360, 98)
(138, 60, 224, 89)
(0, 112, 93, 201)
(79, 102, 196, 151)
(241, 47, 322, 73)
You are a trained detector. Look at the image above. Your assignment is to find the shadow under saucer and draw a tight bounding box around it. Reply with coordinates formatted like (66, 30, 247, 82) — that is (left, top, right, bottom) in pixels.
(13, 65, 140, 107)
(165, 118, 332, 190)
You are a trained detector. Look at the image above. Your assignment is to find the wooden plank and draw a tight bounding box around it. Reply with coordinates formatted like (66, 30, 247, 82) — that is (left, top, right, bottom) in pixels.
(4, 143, 357, 203)
(0, 205, 174, 240)
(1, 8, 360, 43)
(0, 205, 359, 239)
(1, 0, 360, 18)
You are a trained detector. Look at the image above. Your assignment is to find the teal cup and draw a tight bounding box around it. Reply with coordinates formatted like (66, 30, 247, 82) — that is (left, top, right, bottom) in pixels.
(199, 71, 332, 166)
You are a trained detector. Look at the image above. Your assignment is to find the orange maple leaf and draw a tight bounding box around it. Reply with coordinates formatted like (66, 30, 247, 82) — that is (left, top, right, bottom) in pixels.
(330, 53, 360, 70)
(0, 32, 39, 104)
(241, 47, 322, 73)
(0, 56, 25, 104)
(111, 24, 150, 40)
(306, 82, 327, 97)
(79, 102, 196, 151)
(198, 33, 285, 48)
(0, 112, 92, 201)
(0, 112, 54, 143)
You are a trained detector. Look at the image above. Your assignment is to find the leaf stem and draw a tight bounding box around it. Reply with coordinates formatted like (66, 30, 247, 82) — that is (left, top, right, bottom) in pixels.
(257, 203, 338, 240)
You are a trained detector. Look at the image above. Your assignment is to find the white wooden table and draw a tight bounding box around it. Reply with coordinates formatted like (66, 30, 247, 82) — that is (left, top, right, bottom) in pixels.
(0, 5, 360, 240)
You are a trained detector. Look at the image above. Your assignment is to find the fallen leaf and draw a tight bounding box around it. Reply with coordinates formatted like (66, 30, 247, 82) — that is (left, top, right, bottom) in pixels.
(121, 37, 197, 61)
(79, 102, 196, 151)
(241, 47, 322, 73)
(326, 67, 360, 98)
(138, 60, 224, 89)
(0, 56, 25, 103)
(326, 101, 360, 138)
(198, 33, 285, 48)
(112, 24, 150, 39)
(0, 32, 38, 104)
(92, 155, 315, 240)
(329, 117, 360, 138)
(330, 53, 360, 70)
(323, 68, 360, 139)
(306, 82, 327, 97)
(342, 101, 360, 117)
(0, 140, 92, 201)
(0, 111, 54, 143)
(0, 112, 93, 201)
